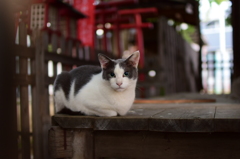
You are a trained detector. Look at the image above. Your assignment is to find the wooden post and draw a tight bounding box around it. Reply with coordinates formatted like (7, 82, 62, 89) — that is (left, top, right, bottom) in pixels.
(231, 0, 240, 80)
(195, 1, 203, 91)
(32, 30, 50, 159)
(0, 1, 18, 158)
(49, 127, 73, 158)
(19, 20, 31, 159)
(49, 127, 94, 159)
(72, 129, 93, 159)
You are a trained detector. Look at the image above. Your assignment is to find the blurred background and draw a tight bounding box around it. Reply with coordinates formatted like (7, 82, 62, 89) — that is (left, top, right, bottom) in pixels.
(1, 0, 240, 158)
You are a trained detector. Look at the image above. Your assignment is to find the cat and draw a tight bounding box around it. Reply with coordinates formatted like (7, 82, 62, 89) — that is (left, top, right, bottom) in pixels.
(53, 51, 140, 117)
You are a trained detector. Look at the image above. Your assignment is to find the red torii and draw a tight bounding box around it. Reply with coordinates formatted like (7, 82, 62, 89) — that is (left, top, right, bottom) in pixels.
(95, 6, 157, 67)
(118, 7, 158, 68)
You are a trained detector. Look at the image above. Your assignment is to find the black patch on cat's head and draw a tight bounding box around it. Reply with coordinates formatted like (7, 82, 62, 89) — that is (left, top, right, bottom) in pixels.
(119, 59, 138, 80)
(101, 60, 117, 81)
(98, 53, 115, 80)
(119, 52, 140, 79)
(98, 53, 139, 81)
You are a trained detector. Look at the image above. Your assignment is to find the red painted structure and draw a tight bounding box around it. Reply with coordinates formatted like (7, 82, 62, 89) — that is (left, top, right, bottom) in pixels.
(95, 1, 158, 67)
(118, 8, 157, 68)
(74, 0, 95, 47)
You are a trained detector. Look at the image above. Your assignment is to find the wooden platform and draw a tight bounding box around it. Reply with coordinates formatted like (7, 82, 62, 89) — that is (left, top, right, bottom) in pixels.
(49, 94, 240, 159)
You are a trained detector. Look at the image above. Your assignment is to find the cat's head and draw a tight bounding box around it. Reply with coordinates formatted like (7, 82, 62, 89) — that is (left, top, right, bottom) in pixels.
(98, 51, 140, 92)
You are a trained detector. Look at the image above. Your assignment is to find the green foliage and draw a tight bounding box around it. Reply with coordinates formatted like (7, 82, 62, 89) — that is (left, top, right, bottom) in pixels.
(180, 25, 196, 43)
(208, 0, 227, 5)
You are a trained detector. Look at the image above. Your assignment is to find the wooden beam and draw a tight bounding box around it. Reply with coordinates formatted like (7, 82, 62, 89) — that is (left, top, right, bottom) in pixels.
(44, 51, 99, 66)
(95, 0, 137, 8)
(134, 99, 216, 104)
(14, 45, 35, 59)
(231, 0, 240, 79)
(118, 7, 158, 15)
(95, 131, 240, 159)
(95, 23, 153, 29)
(14, 74, 35, 85)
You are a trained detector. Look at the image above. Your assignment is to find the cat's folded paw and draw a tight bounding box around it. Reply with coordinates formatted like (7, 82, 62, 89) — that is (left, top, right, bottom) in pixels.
(99, 110, 118, 117)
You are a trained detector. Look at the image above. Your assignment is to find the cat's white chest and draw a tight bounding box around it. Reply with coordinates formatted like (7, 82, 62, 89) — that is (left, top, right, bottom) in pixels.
(71, 73, 136, 116)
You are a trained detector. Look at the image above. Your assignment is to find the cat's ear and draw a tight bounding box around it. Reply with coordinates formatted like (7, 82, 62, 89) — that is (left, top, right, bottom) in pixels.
(98, 54, 112, 69)
(122, 50, 132, 59)
(125, 51, 140, 68)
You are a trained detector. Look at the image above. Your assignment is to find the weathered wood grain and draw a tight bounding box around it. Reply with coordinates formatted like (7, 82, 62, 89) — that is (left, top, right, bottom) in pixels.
(95, 109, 160, 130)
(150, 107, 188, 132)
(214, 105, 240, 132)
(134, 99, 216, 104)
(48, 126, 73, 158)
(50, 96, 240, 159)
(95, 131, 240, 159)
(183, 106, 215, 132)
(94, 117, 149, 130)
(52, 103, 240, 132)
(32, 31, 49, 158)
(72, 129, 93, 159)
(52, 114, 95, 129)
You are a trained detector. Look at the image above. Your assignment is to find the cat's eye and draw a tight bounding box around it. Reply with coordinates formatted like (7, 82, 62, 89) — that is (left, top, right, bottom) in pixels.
(109, 72, 115, 78)
(123, 71, 129, 77)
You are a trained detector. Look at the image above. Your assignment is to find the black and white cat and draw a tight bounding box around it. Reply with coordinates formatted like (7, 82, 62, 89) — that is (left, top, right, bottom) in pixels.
(53, 51, 140, 117)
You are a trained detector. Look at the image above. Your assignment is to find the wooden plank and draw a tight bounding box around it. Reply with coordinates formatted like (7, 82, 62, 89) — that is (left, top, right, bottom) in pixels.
(94, 117, 149, 130)
(32, 31, 48, 158)
(214, 105, 240, 132)
(48, 126, 73, 158)
(18, 20, 31, 159)
(53, 109, 158, 130)
(14, 45, 35, 59)
(215, 105, 240, 119)
(136, 103, 216, 132)
(45, 51, 98, 66)
(94, 131, 240, 159)
(150, 107, 188, 132)
(49, 127, 94, 159)
(43, 32, 52, 159)
(134, 99, 216, 104)
(52, 103, 240, 132)
(95, 109, 159, 130)
(14, 74, 35, 85)
(183, 106, 215, 132)
(52, 115, 95, 129)
(149, 105, 215, 132)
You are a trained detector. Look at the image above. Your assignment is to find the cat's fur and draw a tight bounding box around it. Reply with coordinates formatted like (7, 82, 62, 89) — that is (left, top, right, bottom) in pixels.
(53, 51, 140, 117)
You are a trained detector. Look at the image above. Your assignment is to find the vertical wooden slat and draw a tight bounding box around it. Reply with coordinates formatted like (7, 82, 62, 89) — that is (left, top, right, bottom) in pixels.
(19, 20, 31, 159)
(32, 31, 49, 159)
(44, 44, 51, 158)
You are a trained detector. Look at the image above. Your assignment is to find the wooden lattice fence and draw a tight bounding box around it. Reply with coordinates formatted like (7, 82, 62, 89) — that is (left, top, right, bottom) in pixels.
(15, 18, 102, 158)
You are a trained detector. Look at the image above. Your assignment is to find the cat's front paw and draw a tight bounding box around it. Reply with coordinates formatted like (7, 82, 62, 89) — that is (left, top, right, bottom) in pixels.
(99, 110, 118, 117)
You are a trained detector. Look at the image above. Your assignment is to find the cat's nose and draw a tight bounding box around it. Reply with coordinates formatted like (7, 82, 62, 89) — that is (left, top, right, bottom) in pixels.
(116, 82, 122, 86)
